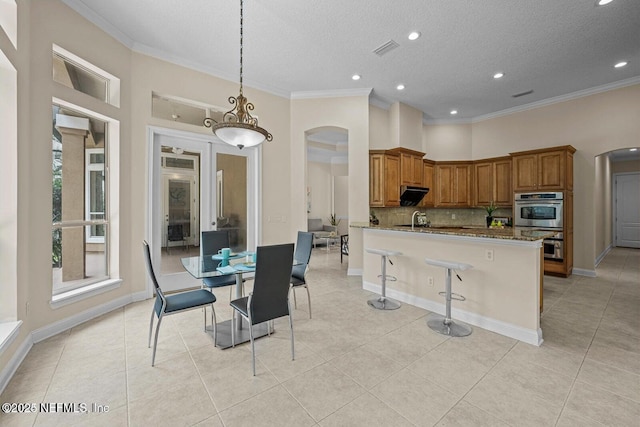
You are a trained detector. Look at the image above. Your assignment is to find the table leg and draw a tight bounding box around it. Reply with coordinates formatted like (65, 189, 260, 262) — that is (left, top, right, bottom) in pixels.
(212, 270, 270, 349)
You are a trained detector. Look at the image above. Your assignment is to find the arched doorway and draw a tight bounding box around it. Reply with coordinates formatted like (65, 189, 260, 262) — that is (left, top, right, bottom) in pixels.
(305, 127, 349, 253)
(594, 147, 640, 263)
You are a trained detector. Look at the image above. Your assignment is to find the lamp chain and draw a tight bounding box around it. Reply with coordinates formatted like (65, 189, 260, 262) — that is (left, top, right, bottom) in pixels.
(239, 0, 244, 96)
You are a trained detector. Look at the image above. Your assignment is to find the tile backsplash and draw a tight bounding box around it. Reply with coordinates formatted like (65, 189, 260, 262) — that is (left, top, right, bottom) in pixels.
(370, 207, 513, 227)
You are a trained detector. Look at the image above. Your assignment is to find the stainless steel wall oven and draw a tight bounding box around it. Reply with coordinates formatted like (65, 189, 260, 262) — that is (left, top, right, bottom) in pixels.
(514, 192, 563, 229)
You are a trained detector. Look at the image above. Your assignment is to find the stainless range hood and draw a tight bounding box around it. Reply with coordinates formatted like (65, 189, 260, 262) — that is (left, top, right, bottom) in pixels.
(400, 185, 430, 206)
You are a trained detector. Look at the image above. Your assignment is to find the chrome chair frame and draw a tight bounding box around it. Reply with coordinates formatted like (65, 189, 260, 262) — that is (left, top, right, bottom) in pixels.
(143, 240, 217, 366)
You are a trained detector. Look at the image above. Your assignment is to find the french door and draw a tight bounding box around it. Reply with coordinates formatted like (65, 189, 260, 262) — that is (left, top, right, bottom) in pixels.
(148, 127, 259, 294)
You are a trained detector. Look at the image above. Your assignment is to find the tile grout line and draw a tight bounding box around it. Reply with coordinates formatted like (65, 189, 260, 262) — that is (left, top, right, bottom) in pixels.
(552, 265, 619, 427)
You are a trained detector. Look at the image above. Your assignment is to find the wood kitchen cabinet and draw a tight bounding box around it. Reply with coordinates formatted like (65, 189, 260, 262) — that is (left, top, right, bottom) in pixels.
(369, 151, 400, 207)
(544, 190, 574, 277)
(421, 159, 435, 207)
(511, 146, 575, 192)
(435, 162, 472, 207)
(473, 156, 512, 207)
(389, 147, 425, 186)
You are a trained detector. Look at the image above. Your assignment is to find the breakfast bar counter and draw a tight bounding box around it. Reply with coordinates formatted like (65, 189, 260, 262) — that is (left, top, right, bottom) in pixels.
(354, 224, 551, 345)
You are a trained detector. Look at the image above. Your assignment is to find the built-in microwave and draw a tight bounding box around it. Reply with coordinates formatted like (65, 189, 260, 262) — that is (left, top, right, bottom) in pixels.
(514, 192, 563, 229)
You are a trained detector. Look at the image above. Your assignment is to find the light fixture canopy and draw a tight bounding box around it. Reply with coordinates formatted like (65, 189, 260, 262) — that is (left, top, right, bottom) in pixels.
(204, 0, 272, 149)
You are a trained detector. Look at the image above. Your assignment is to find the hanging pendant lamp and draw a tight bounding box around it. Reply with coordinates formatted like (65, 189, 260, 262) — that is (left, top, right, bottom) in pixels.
(204, 0, 272, 149)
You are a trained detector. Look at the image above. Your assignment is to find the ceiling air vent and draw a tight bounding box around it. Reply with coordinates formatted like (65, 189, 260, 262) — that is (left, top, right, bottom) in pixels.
(373, 40, 399, 56)
(512, 90, 534, 98)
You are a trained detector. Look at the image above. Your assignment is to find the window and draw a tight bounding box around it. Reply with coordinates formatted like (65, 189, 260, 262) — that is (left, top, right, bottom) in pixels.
(52, 106, 109, 296)
(52, 44, 120, 108)
(50, 47, 121, 303)
(86, 149, 105, 243)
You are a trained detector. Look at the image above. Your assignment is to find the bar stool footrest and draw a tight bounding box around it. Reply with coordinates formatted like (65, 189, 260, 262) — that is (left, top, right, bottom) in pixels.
(437, 291, 466, 301)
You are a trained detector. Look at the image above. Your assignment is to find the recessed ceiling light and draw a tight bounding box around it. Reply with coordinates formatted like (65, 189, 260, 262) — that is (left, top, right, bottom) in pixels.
(493, 72, 505, 79)
(630, 148, 638, 152)
(408, 32, 421, 41)
(352, 74, 361, 81)
(596, 0, 613, 6)
(450, 110, 458, 115)
(614, 61, 628, 68)
(396, 84, 405, 90)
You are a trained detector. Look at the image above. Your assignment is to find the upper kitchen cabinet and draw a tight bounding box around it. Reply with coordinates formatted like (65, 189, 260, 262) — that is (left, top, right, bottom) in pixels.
(421, 159, 435, 207)
(369, 150, 400, 207)
(435, 162, 472, 207)
(511, 146, 575, 192)
(473, 156, 512, 207)
(388, 147, 425, 186)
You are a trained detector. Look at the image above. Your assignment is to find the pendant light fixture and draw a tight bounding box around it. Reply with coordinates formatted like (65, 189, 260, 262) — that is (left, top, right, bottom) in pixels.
(204, 0, 272, 149)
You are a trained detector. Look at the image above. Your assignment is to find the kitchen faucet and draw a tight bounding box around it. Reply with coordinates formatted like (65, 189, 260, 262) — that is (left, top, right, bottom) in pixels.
(411, 210, 420, 231)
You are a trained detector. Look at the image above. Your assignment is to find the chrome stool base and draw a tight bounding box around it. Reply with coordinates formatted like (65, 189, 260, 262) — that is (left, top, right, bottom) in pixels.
(427, 313, 472, 337)
(367, 296, 401, 310)
(365, 248, 403, 311)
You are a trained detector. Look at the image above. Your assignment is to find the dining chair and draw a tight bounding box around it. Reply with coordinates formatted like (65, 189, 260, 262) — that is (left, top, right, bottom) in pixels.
(201, 230, 243, 297)
(291, 231, 314, 318)
(230, 243, 295, 376)
(143, 240, 217, 366)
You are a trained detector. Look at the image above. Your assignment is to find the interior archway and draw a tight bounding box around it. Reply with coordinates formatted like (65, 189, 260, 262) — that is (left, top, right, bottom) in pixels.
(594, 147, 640, 264)
(304, 126, 349, 247)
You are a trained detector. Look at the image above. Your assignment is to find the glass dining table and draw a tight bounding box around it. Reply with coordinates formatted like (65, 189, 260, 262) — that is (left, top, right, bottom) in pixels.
(181, 252, 300, 349)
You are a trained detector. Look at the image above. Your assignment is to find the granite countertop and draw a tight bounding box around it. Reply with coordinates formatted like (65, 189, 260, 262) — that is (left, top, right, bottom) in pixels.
(351, 223, 554, 242)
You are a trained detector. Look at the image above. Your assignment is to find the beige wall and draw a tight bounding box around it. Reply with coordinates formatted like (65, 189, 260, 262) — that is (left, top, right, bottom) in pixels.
(291, 96, 370, 272)
(422, 123, 473, 160)
(307, 161, 332, 221)
(390, 102, 423, 151)
(612, 159, 640, 174)
(594, 154, 612, 259)
(369, 104, 390, 149)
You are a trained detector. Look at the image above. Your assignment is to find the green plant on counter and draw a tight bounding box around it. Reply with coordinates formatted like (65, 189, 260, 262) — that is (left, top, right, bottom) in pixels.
(485, 201, 497, 216)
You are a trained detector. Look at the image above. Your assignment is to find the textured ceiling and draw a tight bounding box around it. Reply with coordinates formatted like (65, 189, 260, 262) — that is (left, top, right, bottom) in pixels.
(65, 0, 640, 123)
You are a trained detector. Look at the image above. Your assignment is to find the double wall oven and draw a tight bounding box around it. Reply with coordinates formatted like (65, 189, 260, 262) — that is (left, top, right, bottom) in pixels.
(514, 192, 564, 261)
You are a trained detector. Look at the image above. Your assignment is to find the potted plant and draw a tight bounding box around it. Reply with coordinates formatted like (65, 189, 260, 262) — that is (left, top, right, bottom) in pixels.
(329, 213, 341, 227)
(485, 201, 497, 227)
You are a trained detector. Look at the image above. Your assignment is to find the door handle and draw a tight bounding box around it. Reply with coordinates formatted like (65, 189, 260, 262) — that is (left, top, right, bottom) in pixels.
(211, 221, 216, 226)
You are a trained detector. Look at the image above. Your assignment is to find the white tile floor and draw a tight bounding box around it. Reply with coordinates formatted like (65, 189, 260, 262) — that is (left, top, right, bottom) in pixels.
(1, 247, 638, 426)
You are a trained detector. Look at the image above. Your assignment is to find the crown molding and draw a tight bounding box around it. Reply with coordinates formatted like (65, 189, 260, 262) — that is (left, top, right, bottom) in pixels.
(423, 117, 473, 126)
(472, 76, 640, 123)
(291, 88, 373, 100)
(62, 0, 135, 48)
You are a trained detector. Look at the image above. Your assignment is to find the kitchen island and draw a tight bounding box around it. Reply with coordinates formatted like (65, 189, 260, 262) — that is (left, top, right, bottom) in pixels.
(354, 224, 552, 345)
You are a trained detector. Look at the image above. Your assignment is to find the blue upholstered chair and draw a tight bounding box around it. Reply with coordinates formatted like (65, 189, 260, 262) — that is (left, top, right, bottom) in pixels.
(201, 230, 242, 296)
(291, 231, 314, 318)
(143, 240, 217, 366)
(230, 243, 295, 376)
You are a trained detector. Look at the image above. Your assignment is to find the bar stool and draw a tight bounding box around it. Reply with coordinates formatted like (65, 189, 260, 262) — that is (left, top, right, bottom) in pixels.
(424, 257, 473, 337)
(366, 248, 402, 310)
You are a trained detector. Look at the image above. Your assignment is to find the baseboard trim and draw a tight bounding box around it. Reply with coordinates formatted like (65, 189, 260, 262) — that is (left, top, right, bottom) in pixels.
(0, 334, 33, 396)
(347, 268, 363, 276)
(1, 290, 149, 395)
(572, 268, 597, 277)
(595, 245, 613, 267)
(363, 281, 542, 346)
(32, 291, 147, 343)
